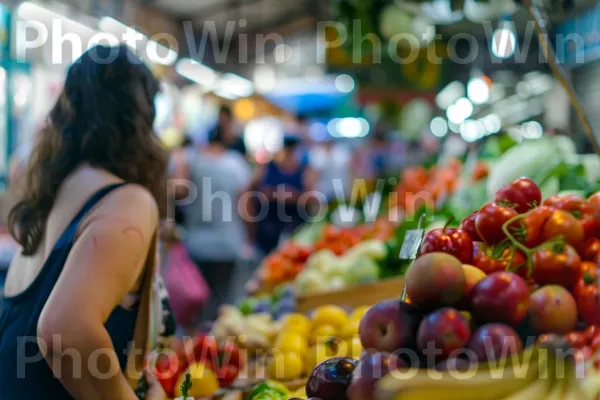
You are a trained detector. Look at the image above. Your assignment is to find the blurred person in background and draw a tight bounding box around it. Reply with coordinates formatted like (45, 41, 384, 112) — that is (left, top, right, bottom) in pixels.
(251, 136, 318, 255)
(351, 121, 395, 189)
(0, 45, 167, 400)
(295, 114, 313, 164)
(309, 137, 352, 203)
(174, 126, 251, 321)
(168, 135, 194, 226)
(210, 104, 247, 157)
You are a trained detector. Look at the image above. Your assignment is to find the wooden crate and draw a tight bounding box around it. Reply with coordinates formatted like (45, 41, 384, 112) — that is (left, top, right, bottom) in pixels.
(296, 277, 405, 314)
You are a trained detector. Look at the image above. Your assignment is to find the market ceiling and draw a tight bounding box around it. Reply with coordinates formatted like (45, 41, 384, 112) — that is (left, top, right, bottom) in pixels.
(142, 0, 324, 40)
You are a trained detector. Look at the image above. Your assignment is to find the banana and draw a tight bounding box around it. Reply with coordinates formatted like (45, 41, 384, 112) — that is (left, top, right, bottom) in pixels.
(376, 347, 545, 400)
(497, 378, 553, 400)
(544, 381, 564, 400)
(498, 357, 552, 400)
(582, 372, 600, 400)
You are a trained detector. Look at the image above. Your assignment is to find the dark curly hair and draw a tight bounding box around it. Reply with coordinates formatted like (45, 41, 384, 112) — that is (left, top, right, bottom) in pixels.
(9, 45, 168, 255)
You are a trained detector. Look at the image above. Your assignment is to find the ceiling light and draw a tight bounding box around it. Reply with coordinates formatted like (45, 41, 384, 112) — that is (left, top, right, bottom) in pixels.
(328, 118, 340, 137)
(253, 65, 276, 93)
(491, 26, 517, 59)
(99, 16, 178, 66)
(436, 81, 465, 110)
(467, 77, 491, 104)
(335, 74, 355, 93)
(430, 117, 448, 137)
(216, 73, 254, 98)
(337, 118, 363, 138)
(175, 58, 217, 87)
(447, 97, 474, 124)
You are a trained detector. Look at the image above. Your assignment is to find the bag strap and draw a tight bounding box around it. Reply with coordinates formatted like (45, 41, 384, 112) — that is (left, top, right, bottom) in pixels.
(125, 230, 160, 389)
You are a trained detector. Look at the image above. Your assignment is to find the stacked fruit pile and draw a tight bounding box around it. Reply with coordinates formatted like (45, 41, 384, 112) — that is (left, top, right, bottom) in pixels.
(285, 177, 600, 400)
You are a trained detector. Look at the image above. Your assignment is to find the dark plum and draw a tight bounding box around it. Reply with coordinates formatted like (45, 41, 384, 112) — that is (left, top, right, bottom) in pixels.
(306, 357, 357, 400)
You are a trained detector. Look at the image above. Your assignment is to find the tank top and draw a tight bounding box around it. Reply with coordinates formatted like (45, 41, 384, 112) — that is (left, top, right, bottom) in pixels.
(0, 183, 139, 399)
(262, 160, 306, 192)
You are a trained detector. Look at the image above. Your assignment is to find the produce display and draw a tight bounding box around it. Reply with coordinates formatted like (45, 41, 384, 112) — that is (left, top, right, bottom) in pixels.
(149, 334, 245, 399)
(250, 219, 397, 296)
(158, 134, 600, 400)
(387, 158, 482, 211)
(248, 176, 600, 400)
(294, 239, 388, 295)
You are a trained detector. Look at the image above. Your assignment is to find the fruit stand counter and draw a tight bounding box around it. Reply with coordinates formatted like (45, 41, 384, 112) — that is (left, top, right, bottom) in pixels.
(296, 277, 405, 314)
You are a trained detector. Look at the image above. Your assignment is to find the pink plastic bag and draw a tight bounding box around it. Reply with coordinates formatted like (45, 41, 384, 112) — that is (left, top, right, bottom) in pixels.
(164, 244, 210, 327)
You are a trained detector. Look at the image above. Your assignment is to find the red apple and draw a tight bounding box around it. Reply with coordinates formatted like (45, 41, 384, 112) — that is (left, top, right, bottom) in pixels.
(417, 308, 471, 359)
(529, 285, 578, 335)
(470, 272, 530, 326)
(359, 300, 422, 353)
(468, 323, 523, 362)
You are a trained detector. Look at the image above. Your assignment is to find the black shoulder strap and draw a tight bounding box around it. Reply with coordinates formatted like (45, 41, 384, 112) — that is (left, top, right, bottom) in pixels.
(60, 183, 130, 243)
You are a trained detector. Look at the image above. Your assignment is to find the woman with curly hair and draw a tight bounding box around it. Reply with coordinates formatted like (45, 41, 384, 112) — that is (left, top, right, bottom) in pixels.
(0, 45, 168, 399)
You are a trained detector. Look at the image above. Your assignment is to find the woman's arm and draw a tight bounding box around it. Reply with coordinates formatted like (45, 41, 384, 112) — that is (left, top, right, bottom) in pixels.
(37, 185, 159, 400)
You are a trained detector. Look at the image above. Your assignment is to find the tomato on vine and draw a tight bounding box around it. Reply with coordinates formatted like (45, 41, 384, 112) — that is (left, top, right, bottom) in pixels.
(580, 238, 600, 261)
(588, 192, 600, 217)
(493, 178, 542, 213)
(510, 206, 553, 248)
(574, 272, 600, 327)
(540, 210, 585, 248)
(475, 203, 519, 245)
(544, 194, 591, 217)
(472, 242, 526, 275)
(532, 244, 582, 288)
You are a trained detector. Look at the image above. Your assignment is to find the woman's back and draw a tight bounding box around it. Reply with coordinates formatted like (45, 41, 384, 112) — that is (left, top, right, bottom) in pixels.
(0, 166, 157, 399)
(184, 149, 250, 262)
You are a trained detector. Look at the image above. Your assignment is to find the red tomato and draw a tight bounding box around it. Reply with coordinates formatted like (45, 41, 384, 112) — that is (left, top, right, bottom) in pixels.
(575, 274, 600, 327)
(584, 325, 600, 343)
(475, 203, 519, 245)
(215, 364, 240, 387)
(494, 178, 542, 213)
(540, 210, 585, 249)
(544, 194, 591, 217)
(565, 331, 587, 349)
(296, 246, 312, 263)
(588, 192, 600, 217)
(532, 244, 582, 288)
(513, 206, 553, 248)
(580, 261, 598, 281)
(281, 243, 300, 260)
(151, 351, 182, 397)
(581, 215, 600, 240)
(591, 334, 600, 351)
(188, 334, 219, 364)
(472, 242, 526, 275)
(419, 227, 473, 264)
(217, 341, 244, 369)
(459, 212, 482, 242)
